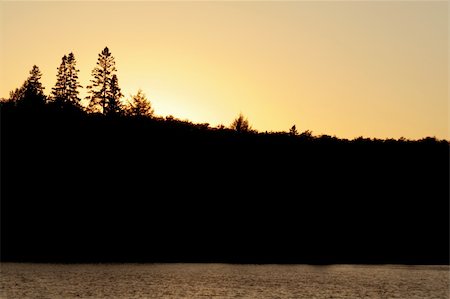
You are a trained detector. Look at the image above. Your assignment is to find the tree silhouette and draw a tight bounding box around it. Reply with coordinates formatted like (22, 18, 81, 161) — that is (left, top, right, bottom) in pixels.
(289, 125, 298, 136)
(230, 113, 251, 132)
(104, 74, 123, 116)
(126, 89, 154, 117)
(51, 53, 82, 109)
(51, 55, 68, 104)
(86, 47, 123, 115)
(27, 65, 45, 93)
(10, 65, 46, 108)
(66, 53, 82, 106)
(9, 85, 26, 103)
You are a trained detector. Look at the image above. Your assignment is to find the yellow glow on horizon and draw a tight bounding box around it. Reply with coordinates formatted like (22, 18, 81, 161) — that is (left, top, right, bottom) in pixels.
(0, 1, 448, 139)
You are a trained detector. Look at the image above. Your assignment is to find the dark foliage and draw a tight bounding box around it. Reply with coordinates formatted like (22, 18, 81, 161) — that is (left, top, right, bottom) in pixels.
(8, 65, 47, 109)
(230, 113, 252, 132)
(1, 57, 448, 265)
(86, 47, 124, 115)
(50, 53, 82, 109)
(126, 89, 154, 117)
(1, 101, 448, 265)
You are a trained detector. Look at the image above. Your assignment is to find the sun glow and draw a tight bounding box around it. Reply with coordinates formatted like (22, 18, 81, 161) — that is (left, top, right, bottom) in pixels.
(1, 1, 447, 139)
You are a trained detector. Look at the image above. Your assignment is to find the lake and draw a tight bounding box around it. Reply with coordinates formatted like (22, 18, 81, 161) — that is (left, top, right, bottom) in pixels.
(0, 263, 448, 298)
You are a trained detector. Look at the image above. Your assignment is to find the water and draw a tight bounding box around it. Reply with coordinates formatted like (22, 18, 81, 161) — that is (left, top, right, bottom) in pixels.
(0, 263, 448, 298)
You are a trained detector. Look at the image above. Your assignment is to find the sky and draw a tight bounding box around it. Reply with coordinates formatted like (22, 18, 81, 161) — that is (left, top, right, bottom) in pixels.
(0, 1, 448, 140)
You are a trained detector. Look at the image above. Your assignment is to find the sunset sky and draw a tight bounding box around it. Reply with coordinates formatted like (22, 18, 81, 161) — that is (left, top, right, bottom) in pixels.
(0, 1, 448, 139)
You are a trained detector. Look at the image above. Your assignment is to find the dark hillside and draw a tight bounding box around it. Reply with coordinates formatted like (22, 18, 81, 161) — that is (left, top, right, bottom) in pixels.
(1, 106, 449, 264)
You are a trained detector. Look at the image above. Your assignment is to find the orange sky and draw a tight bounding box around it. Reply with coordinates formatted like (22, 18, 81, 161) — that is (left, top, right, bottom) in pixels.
(0, 1, 448, 139)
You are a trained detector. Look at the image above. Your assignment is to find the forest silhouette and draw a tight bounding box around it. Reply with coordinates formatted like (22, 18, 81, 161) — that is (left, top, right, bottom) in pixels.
(1, 47, 449, 264)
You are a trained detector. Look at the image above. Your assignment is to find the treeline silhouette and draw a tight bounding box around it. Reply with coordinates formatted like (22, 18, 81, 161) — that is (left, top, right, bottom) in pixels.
(1, 47, 449, 265)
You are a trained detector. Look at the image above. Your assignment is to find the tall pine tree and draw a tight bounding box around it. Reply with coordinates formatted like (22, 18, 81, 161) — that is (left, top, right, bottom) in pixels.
(66, 53, 82, 105)
(51, 55, 68, 104)
(86, 47, 123, 115)
(104, 74, 123, 116)
(51, 53, 82, 108)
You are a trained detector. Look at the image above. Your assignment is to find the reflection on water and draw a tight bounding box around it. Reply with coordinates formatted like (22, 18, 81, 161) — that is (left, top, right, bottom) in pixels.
(1, 263, 448, 298)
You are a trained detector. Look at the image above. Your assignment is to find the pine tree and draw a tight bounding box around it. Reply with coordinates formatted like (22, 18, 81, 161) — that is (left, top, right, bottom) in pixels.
(52, 53, 82, 108)
(27, 65, 45, 95)
(126, 89, 154, 117)
(230, 113, 251, 132)
(66, 53, 82, 106)
(9, 85, 26, 103)
(86, 47, 123, 115)
(16, 65, 46, 108)
(51, 55, 68, 104)
(104, 74, 123, 116)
